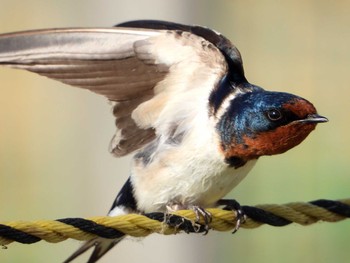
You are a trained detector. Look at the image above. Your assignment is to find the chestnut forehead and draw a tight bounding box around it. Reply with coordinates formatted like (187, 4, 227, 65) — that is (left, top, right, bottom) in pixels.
(282, 98, 317, 118)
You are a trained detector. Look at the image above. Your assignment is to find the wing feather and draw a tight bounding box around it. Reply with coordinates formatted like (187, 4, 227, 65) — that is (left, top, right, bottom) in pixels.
(0, 26, 228, 156)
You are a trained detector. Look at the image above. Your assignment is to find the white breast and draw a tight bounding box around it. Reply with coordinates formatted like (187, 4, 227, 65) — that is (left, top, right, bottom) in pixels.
(130, 112, 257, 213)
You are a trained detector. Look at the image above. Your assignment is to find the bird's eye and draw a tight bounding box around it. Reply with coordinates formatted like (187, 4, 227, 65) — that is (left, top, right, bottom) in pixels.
(266, 109, 283, 121)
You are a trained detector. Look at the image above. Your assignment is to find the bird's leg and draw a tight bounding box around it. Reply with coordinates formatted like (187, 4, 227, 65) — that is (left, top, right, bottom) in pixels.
(216, 199, 245, 234)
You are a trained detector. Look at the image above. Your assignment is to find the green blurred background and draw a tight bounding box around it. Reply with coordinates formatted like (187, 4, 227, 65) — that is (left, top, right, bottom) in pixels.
(0, 0, 349, 262)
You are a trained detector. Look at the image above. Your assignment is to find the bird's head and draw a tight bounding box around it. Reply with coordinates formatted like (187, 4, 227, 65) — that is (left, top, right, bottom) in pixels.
(217, 90, 328, 168)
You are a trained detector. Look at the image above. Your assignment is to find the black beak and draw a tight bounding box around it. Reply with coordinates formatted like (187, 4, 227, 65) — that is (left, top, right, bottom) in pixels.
(298, 114, 329, 124)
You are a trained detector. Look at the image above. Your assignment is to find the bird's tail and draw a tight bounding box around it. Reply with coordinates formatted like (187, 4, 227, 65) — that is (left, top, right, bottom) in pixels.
(64, 177, 137, 262)
(63, 236, 125, 263)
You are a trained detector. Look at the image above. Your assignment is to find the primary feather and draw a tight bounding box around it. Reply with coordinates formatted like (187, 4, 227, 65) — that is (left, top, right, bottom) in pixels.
(0, 23, 232, 157)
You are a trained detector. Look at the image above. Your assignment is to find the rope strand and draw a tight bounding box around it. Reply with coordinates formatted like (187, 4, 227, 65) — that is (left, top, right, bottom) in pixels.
(1, 198, 349, 246)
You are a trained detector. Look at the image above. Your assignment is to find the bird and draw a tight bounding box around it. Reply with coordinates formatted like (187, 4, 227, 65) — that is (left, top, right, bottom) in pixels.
(0, 20, 328, 262)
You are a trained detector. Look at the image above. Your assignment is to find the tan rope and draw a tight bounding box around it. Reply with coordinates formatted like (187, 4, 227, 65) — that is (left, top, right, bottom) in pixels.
(0, 198, 349, 246)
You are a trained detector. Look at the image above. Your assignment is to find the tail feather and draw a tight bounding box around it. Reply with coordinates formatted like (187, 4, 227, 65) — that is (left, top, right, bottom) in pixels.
(63, 236, 125, 263)
(64, 177, 136, 262)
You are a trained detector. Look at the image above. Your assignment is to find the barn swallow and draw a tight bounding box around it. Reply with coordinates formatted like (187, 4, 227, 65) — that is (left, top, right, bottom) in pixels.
(0, 20, 327, 262)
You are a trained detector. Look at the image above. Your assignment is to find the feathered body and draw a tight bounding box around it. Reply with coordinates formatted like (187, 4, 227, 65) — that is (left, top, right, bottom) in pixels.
(0, 20, 327, 262)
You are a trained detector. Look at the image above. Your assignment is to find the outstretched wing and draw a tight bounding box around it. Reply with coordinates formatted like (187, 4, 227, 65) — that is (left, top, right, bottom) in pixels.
(0, 23, 231, 156)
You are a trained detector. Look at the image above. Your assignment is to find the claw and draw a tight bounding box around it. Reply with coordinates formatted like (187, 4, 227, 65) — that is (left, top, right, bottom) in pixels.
(166, 202, 213, 234)
(232, 208, 246, 234)
(192, 206, 212, 234)
(216, 199, 245, 234)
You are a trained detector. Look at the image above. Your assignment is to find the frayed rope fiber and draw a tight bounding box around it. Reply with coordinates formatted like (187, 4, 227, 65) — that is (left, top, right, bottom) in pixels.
(1, 198, 349, 246)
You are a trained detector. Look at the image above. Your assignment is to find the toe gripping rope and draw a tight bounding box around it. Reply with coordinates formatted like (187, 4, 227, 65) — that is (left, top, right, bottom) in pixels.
(0, 198, 349, 246)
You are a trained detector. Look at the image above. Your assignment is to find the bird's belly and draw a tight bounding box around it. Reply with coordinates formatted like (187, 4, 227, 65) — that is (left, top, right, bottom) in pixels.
(190, 160, 256, 207)
(131, 153, 256, 213)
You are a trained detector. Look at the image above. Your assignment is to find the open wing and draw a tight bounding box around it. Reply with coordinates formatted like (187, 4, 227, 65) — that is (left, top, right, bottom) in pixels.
(0, 24, 229, 156)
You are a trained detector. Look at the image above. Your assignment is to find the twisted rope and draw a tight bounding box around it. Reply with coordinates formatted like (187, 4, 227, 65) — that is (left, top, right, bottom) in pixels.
(1, 198, 349, 246)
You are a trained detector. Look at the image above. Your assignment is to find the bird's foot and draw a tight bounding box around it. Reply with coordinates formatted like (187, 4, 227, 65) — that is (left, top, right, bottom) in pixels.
(217, 199, 245, 234)
(166, 203, 212, 234)
(192, 206, 212, 234)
